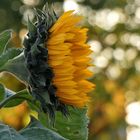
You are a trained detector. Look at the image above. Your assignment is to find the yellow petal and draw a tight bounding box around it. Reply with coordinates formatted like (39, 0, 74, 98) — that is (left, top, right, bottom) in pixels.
(48, 43, 72, 50)
(54, 80, 76, 86)
(48, 49, 70, 55)
(45, 10, 95, 107)
(49, 10, 74, 32)
(53, 76, 73, 82)
(47, 34, 65, 45)
(74, 69, 93, 80)
(78, 80, 95, 89)
(51, 16, 83, 35)
(57, 89, 78, 94)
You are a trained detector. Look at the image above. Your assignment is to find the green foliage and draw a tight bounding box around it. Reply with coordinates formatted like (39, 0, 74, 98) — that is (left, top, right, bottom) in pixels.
(3, 89, 32, 108)
(28, 98, 89, 140)
(0, 83, 5, 102)
(0, 29, 25, 82)
(53, 108, 89, 140)
(0, 48, 22, 67)
(0, 85, 32, 108)
(0, 53, 28, 83)
(20, 117, 67, 140)
(0, 29, 12, 54)
(0, 117, 66, 140)
(0, 123, 26, 140)
(39, 107, 89, 140)
(27, 18, 37, 36)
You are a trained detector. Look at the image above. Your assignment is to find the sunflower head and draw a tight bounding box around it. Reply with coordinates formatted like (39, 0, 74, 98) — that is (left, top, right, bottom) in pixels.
(23, 4, 95, 122)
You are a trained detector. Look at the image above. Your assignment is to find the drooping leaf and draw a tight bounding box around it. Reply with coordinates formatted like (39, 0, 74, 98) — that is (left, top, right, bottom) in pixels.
(44, 107, 89, 140)
(0, 29, 12, 55)
(20, 116, 67, 140)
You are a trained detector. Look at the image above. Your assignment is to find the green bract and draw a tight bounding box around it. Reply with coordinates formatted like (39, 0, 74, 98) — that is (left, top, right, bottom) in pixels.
(24, 5, 68, 122)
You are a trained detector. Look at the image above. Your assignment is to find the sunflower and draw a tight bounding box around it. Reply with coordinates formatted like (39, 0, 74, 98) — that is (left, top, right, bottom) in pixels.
(47, 10, 95, 107)
(24, 5, 95, 120)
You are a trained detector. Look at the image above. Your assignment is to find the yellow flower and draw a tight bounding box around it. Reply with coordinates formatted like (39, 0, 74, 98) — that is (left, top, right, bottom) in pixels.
(46, 11, 95, 107)
(24, 7, 95, 118)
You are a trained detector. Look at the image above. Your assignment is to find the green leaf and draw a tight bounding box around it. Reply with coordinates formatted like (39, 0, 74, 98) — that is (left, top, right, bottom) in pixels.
(0, 30, 28, 84)
(20, 116, 67, 140)
(38, 111, 48, 127)
(0, 123, 26, 140)
(0, 87, 32, 108)
(0, 84, 16, 105)
(4, 89, 32, 108)
(45, 107, 89, 140)
(0, 48, 22, 67)
(0, 29, 12, 55)
(0, 83, 5, 102)
(0, 117, 67, 140)
(0, 53, 29, 83)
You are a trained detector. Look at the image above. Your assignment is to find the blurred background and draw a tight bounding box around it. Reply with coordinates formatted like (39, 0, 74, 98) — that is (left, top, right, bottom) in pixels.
(0, 0, 140, 140)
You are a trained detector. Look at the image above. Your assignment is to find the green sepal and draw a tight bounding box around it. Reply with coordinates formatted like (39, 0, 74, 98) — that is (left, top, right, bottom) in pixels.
(40, 91, 52, 105)
(31, 44, 41, 57)
(28, 17, 37, 37)
(24, 5, 69, 123)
